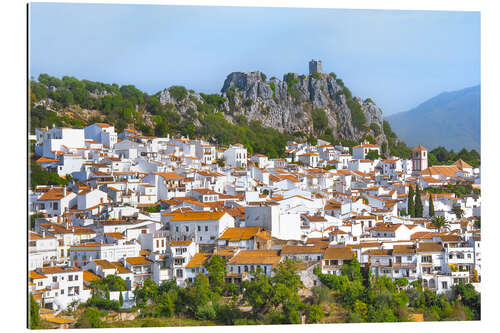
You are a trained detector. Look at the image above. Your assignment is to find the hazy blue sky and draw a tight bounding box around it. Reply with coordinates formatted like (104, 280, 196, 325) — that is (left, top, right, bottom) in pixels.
(29, 3, 480, 115)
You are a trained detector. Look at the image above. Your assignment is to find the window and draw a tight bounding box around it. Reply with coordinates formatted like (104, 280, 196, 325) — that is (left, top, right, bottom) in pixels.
(407, 256, 412, 261)
(175, 226, 179, 232)
(422, 256, 432, 263)
(61, 289, 64, 295)
(53, 277, 57, 283)
(68, 275, 73, 281)
(442, 282, 448, 289)
(394, 269, 399, 274)
(205, 226, 208, 232)
(198, 226, 201, 232)
(185, 226, 189, 232)
(53, 202, 58, 210)
(156, 240, 159, 248)
(74, 275, 78, 281)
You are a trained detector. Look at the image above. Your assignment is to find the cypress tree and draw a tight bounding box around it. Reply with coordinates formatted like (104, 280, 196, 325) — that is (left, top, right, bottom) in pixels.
(415, 185, 423, 218)
(429, 194, 435, 217)
(408, 185, 415, 217)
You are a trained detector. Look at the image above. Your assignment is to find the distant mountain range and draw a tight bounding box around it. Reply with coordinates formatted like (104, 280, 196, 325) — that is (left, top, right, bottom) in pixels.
(385, 85, 480, 151)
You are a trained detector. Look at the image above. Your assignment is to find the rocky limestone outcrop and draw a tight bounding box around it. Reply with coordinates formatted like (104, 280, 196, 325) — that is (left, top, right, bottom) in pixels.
(157, 69, 389, 148)
(219, 70, 388, 146)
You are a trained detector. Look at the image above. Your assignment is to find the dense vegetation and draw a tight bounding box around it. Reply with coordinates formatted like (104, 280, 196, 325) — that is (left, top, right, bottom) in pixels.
(424, 184, 480, 198)
(68, 256, 480, 328)
(30, 161, 69, 188)
(428, 146, 480, 168)
(315, 259, 480, 322)
(76, 258, 322, 327)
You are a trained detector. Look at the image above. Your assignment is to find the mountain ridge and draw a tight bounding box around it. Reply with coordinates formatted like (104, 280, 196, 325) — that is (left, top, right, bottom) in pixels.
(385, 85, 480, 151)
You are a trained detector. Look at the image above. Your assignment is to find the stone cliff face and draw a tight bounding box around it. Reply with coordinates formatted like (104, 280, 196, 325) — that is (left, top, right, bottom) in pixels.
(219, 70, 388, 145)
(157, 69, 389, 148)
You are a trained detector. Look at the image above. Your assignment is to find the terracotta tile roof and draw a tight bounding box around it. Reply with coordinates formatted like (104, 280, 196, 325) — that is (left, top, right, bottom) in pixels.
(83, 270, 101, 283)
(420, 165, 459, 178)
(92, 259, 116, 269)
(36, 157, 59, 163)
(170, 211, 227, 222)
(392, 245, 416, 254)
(353, 144, 379, 149)
(154, 172, 184, 180)
(185, 253, 212, 268)
(38, 266, 80, 274)
(281, 245, 325, 255)
(219, 227, 265, 241)
(126, 256, 154, 266)
(29, 270, 47, 279)
(38, 188, 66, 201)
(367, 249, 392, 256)
(417, 242, 443, 253)
(111, 261, 133, 274)
(323, 246, 354, 260)
(454, 159, 472, 169)
(412, 145, 427, 152)
(228, 250, 281, 265)
(170, 240, 192, 246)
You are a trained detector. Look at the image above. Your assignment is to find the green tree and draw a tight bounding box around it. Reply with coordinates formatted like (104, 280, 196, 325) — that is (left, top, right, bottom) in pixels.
(452, 205, 464, 219)
(169, 86, 188, 100)
(119, 291, 124, 307)
(428, 194, 435, 217)
(181, 274, 213, 314)
(311, 109, 329, 135)
(430, 216, 450, 232)
(29, 293, 40, 329)
(205, 255, 227, 294)
(76, 307, 105, 328)
(415, 185, 423, 218)
(366, 150, 380, 161)
(408, 186, 415, 217)
(341, 258, 363, 282)
(242, 268, 273, 314)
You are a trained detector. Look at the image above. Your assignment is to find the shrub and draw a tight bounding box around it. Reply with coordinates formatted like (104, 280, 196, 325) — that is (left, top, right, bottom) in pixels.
(169, 86, 188, 100)
(311, 72, 321, 80)
(370, 123, 381, 136)
(195, 304, 216, 321)
(307, 304, 324, 323)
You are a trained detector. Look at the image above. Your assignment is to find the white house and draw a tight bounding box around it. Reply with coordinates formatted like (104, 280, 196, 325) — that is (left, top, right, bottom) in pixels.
(84, 123, 118, 149)
(223, 144, 248, 168)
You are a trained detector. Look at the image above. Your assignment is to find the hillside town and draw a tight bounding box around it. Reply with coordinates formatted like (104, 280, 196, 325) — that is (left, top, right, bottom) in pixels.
(28, 123, 481, 325)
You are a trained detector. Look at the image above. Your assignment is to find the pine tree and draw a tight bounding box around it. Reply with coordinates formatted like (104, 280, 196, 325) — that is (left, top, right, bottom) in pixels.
(408, 185, 415, 217)
(428, 194, 435, 217)
(415, 185, 423, 218)
(119, 291, 124, 307)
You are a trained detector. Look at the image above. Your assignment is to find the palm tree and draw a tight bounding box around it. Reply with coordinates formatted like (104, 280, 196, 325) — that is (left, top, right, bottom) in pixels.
(430, 216, 450, 232)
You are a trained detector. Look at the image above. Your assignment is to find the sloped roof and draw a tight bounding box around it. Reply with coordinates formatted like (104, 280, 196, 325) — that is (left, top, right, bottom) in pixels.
(228, 250, 281, 265)
(323, 246, 354, 260)
(219, 227, 264, 241)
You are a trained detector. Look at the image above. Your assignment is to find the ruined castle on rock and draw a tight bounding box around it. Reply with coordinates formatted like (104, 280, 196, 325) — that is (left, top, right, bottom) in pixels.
(309, 59, 323, 74)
